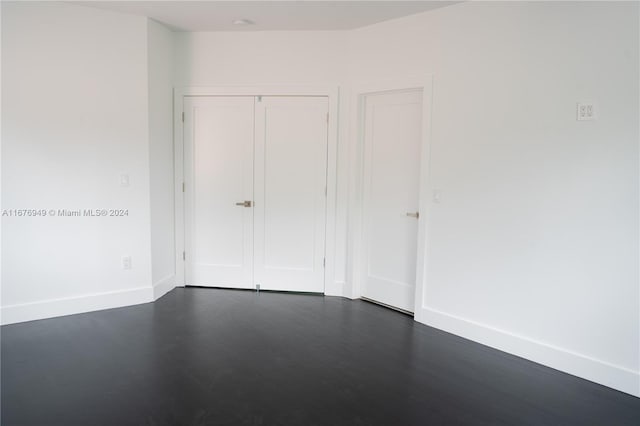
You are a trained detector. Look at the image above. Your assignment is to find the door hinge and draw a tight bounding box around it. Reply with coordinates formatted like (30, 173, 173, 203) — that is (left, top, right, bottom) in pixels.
(182, 182, 185, 193)
(323, 258, 326, 268)
(182, 251, 185, 261)
(325, 186, 327, 196)
(326, 112, 329, 124)
(182, 112, 184, 122)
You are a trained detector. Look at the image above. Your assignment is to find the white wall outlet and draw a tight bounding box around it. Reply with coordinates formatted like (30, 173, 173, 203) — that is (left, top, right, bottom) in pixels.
(577, 102, 596, 121)
(122, 256, 132, 270)
(120, 173, 130, 187)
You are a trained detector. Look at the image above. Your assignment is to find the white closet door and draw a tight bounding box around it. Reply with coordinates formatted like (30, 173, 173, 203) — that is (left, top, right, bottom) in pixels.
(362, 90, 423, 312)
(184, 96, 255, 289)
(253, 97, 328, 293)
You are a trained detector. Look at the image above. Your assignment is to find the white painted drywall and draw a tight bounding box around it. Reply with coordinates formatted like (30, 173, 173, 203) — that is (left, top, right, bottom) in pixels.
(173, 31, 351, 293)
(2, 0, 638, 399)
(173, 31, 347, 86)
(1, 2, 153, 323)
(347, 1, 639, 396)
(148, 19, 176, 299)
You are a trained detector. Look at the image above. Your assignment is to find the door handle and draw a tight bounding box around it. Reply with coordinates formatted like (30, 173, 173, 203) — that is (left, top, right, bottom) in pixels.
(235, 201, 252, 208)
(406, 212, 419, 219)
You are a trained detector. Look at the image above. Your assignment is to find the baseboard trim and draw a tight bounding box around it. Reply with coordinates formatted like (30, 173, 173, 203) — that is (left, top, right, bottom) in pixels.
(153, 274, 176, 300)
(325, 280, 346, 297)
(415, 305, 640, 398)
(1, 286, 154, 326)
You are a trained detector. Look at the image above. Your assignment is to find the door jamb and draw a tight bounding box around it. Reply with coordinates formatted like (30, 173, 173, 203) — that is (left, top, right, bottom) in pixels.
(346, 75, 434, 318)
(173, 86, 340, 295)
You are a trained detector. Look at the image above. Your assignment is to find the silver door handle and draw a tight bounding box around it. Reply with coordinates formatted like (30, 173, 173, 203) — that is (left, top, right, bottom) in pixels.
(406, 212, 419, 219)
(235, 201, 252, 208)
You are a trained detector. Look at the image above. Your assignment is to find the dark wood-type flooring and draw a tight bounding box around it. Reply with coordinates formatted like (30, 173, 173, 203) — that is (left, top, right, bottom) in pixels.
(2, 287, 639, 425)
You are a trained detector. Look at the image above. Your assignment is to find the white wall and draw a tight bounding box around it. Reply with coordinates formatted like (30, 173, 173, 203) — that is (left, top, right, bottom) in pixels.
(347, 2, 639, 396)
(2, 0, 638, 398)
(173, 31, 347, 86)
(173, 31, 351, 294)
(1, 2, 154, 323)
(148, 19, 176, 299)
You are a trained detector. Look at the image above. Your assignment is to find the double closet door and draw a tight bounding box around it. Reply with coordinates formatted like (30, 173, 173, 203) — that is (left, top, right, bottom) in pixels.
(184, 96, 328, 293)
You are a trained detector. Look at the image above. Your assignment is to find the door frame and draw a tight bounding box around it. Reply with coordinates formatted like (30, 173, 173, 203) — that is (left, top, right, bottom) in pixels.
(173, 86, 340, 295)
(347, 75, 434, 318)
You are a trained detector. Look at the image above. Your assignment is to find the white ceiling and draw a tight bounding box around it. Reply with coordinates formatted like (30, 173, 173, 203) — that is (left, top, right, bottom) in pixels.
(70, 1, 458, 32)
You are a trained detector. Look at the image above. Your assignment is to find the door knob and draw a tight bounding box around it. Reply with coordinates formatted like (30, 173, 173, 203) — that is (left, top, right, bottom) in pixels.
(406, 212, 419, 219)
(235, 201, 252, 208)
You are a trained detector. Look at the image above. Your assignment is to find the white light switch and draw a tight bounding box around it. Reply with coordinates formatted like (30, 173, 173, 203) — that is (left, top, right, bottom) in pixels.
(433, 189, 442, 203)
(120, 174, 130, 187)
(577, 102, 596, 121)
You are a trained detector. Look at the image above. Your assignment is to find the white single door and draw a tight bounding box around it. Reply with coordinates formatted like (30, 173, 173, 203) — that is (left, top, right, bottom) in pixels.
(184, 96, 255, 289)
(361, 90, 423, 312)
(253, 96, 328, 293)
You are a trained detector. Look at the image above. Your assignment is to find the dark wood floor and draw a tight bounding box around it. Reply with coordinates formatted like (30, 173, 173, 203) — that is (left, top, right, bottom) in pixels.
(2, 288, 639, 425)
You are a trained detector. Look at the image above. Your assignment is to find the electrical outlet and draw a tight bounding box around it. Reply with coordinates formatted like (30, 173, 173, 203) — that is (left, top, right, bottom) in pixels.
(577, 102, 596, 121)
(120, 173, 130, 187)
(122, 256, 132, 270)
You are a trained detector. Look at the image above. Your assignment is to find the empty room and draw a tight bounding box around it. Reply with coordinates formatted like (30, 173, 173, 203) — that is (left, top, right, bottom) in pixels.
(2, 0, 639, 424)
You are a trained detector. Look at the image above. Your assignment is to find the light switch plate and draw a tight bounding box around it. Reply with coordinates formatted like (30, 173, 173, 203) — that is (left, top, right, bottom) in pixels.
(433, 189, 442, 203)
(577, 102, 596, 121)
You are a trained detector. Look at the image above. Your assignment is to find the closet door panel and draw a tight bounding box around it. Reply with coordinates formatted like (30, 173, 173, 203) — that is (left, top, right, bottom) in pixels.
(254, 97, 328, 293)
(184, 96, 255, 288)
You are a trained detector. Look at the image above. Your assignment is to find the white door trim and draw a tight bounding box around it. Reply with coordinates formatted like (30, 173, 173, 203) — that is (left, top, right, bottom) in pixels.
(347, 75, 434, 317)
(174, 86, 340, 295)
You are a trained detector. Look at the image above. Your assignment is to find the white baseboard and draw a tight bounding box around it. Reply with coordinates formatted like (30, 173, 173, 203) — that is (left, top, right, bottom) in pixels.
(339, 281, 361, 300)
(325, 280, 346, 297)
(415, 305, 640, 398)
(1, 286, 154, 325)
(153, 274, 176, 300)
